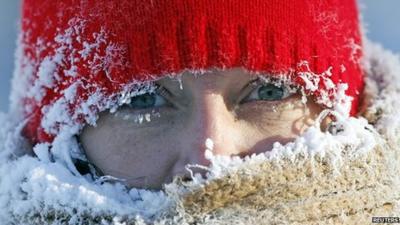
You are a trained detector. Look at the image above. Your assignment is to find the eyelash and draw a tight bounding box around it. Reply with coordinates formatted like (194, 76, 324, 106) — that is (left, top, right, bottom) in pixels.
(125, 79, 295, 110)
(238, 79, 294, 104)
(155, 86, 173, 100)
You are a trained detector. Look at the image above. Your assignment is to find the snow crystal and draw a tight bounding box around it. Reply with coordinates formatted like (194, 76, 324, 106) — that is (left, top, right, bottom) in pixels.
(32, 143, 51, 163)
(9, 31, 34, 119)
(118, 110, 161, 124)
(205, 138, 214, 151)
(362, 39, 400, 141)
(299, 71, 320, 92)
(62, 81, 79, 103)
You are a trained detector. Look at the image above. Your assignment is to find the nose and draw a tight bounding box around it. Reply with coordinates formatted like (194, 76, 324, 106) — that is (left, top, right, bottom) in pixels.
(169, 92, 247, 182)
(189, 92, 243, 156)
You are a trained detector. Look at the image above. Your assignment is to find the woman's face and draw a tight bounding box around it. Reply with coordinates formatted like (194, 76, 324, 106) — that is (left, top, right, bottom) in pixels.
(79, 67, 323, 189)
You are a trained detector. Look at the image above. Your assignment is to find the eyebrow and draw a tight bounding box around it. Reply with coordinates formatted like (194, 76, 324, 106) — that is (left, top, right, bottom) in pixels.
(234, 77, 261, 105)
(155, 72, 260, 99)
(239, 77, 259, 92)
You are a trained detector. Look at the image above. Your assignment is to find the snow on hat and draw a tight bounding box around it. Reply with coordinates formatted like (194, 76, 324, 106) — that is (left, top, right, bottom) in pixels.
(12, 0, 364, 144)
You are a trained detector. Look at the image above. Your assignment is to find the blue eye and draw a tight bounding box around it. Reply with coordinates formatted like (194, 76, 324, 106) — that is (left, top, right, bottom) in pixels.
(128, 93, 167, 109)
(244, 83, 290, 102)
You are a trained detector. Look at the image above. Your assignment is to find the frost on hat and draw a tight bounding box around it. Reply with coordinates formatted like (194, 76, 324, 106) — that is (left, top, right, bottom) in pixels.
(12, 0, 364, 144)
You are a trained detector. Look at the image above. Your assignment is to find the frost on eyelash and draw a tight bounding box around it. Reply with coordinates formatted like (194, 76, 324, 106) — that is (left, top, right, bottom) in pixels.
(250, 61, 353, 117)
(115, 110, 162, 124)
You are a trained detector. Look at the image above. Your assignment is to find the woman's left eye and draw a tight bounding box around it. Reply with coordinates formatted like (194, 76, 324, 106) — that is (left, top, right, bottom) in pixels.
(128, 93, 167, 109)
(243, 83, 291, 103)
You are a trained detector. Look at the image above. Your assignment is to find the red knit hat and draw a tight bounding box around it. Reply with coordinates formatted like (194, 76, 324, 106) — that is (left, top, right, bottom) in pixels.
(15, 0, 364, 144)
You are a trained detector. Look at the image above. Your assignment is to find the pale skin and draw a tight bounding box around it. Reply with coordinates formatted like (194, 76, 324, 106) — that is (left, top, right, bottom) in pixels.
(79, 67, 324, 190)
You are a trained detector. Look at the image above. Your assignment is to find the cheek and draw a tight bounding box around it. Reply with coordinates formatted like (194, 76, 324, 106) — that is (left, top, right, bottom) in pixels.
(79, 111, 182, 188)
(237, 102, 311, 133)
(233, 98, 320, 152)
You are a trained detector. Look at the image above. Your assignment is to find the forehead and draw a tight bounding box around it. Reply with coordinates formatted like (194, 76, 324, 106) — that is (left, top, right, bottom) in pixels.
(156, 67, 257, 89)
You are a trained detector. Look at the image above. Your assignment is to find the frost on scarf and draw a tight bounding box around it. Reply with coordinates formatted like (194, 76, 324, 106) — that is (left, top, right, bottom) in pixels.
(1, 23, 400, 224)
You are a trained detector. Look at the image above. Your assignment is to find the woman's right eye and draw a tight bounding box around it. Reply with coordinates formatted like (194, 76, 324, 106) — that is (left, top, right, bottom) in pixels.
(128, 93, 167, 109)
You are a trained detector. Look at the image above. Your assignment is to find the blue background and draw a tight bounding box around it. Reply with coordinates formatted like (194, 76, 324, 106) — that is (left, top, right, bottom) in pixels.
(1, 0, 399, 112)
